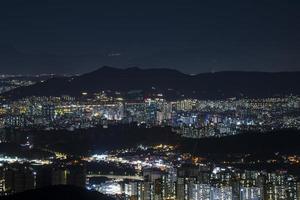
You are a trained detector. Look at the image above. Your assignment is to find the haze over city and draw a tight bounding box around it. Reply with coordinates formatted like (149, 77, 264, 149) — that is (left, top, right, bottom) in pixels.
(0, 1, 300, 74)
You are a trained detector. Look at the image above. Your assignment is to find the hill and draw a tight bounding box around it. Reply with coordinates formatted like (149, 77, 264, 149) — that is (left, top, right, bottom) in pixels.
(180, 129, 300, 154)
(3, 66, 300, 100)
(4, 126, 300, 156)
(1, 185, 114, 200)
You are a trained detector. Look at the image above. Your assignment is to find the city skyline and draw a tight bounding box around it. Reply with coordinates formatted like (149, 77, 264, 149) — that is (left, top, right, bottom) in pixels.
(1, 1, 300, 200)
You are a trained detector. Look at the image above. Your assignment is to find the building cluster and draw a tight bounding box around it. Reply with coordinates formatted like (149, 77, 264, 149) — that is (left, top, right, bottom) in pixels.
(1, 144, 300, 200)
(0, 74, 57, 94)
(85, 145, 300, 200)
(0, 75, 38, 94)
(2, 159, 299, 200)
(117, 165, 300, 200)
(0, 162, 86, 195)
(0, 95, 299, 138)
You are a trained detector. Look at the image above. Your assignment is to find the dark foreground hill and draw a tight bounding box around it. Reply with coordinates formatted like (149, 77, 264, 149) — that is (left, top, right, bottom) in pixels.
(3, 66, 300, 100)
(3, 126, 300, 155)
(180, 129, 300, 155)
(1, 185, 114, 200)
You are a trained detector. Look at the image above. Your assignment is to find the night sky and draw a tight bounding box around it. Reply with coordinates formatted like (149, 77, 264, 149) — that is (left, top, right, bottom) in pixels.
(0, 0, 299, 74)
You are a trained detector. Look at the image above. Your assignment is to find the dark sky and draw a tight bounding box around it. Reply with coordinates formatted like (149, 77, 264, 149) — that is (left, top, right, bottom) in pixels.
(0, 0, 299, 74)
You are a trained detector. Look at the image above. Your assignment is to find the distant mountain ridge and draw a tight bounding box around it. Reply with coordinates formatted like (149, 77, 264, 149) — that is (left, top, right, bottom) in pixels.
(3, 66, 300, 100)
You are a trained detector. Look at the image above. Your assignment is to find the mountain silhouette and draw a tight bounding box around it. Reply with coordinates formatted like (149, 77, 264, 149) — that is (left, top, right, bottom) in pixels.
(3, 66, 300, 100)
(1, 185, 114, 200)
